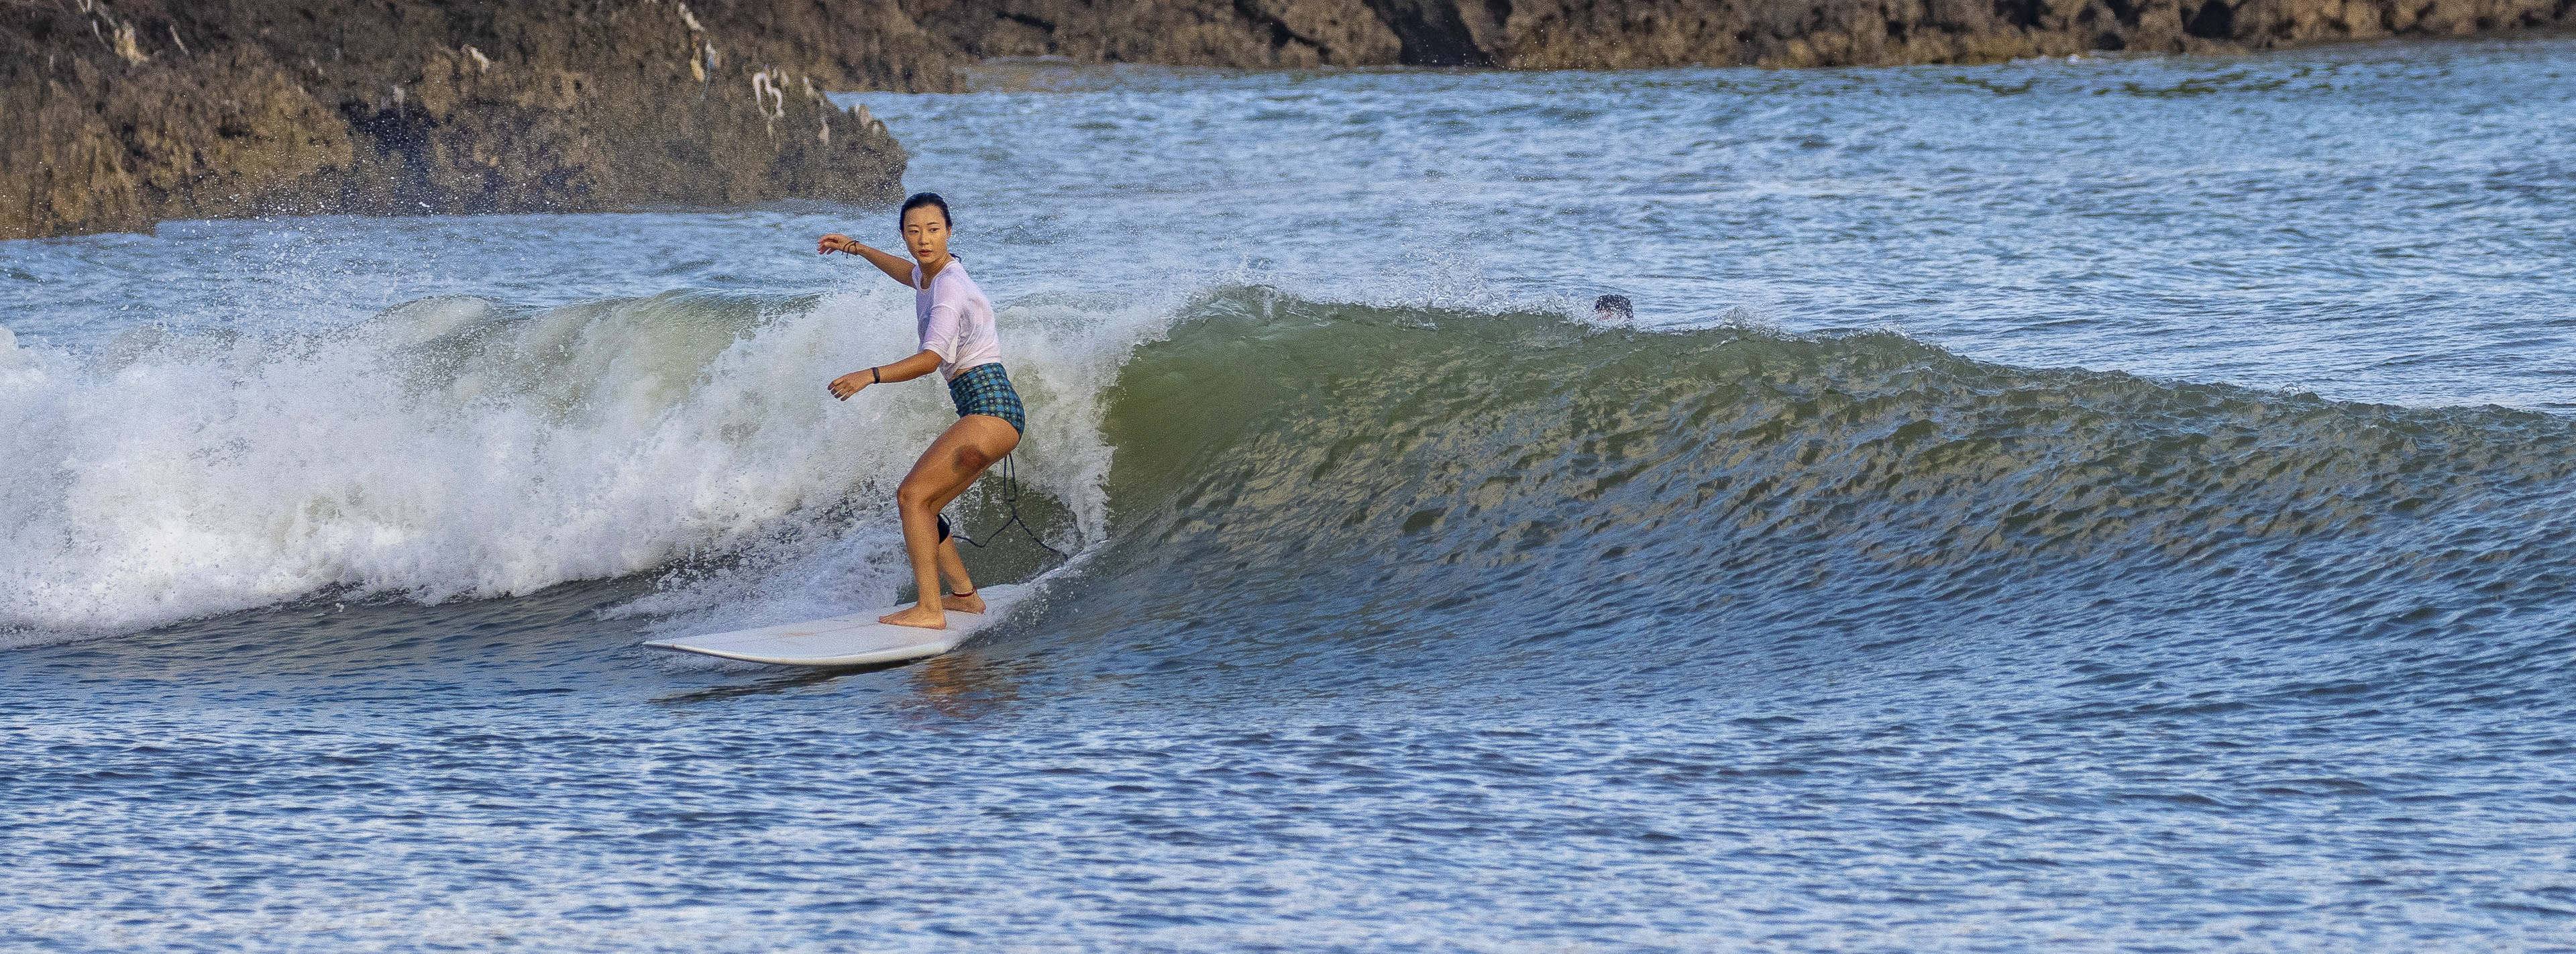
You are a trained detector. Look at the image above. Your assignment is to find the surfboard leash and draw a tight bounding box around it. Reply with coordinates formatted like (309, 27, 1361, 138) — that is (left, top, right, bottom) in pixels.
(951, 452, 1065, 557)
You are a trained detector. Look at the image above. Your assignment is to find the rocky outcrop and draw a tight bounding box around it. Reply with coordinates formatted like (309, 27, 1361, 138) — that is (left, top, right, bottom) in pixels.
(3, 1, 954, 240)
(898, 0, 1407, 66)
(10, 0, 2567, 240)
(1491, 0, 2576, 67)
(901, 0, 2574, 68)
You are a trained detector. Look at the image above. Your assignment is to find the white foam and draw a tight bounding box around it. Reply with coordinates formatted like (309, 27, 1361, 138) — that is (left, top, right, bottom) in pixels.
(0, 281, 1162, 639)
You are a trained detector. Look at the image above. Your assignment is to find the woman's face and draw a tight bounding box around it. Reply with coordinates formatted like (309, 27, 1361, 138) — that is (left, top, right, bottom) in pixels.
(902, 206, 951, 262)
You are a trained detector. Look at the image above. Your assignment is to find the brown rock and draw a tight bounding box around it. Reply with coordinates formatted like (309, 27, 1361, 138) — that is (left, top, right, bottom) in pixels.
(3, 0, 957, 240)
(902, 0, 2573, 68)
(904, 0, 1406, 66)
(9, 0, 2569, 241)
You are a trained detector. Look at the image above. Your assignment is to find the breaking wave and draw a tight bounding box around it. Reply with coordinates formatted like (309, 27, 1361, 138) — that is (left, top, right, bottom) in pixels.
(9, 283, 2574, 688)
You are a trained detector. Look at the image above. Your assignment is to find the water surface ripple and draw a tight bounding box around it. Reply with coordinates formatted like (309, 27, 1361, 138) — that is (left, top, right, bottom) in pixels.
(5, 38, 2576, 953)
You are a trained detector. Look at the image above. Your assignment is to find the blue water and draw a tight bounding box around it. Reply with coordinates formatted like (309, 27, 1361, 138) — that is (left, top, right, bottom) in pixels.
(5, 37, 2576, 952)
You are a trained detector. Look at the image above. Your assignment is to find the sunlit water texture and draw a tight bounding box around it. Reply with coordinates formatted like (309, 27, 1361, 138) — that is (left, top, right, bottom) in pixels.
(5, 37, 2575, 953)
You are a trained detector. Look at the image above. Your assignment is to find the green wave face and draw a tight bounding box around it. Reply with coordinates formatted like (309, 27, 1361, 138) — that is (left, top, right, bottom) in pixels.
(1053, 288, 2576, 687)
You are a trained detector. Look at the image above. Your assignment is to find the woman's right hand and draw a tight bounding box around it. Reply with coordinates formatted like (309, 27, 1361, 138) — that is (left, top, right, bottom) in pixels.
(817, 233, 920, 287)
(828, 370, 872, 401)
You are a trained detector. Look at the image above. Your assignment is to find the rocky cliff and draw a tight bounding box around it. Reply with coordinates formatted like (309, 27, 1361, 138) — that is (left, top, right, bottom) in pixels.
(2, 0, 949, 240)
(9, 0, 2568, 241)
(902, 0, 2573, 68)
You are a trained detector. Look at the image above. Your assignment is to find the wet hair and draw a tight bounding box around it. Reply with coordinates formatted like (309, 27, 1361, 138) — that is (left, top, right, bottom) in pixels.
(1593, 294, 1633, 321)
(900, 192, 953, 228)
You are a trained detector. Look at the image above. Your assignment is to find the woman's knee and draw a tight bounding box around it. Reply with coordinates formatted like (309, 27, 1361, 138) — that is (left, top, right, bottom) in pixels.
(896, 479, 939, 511)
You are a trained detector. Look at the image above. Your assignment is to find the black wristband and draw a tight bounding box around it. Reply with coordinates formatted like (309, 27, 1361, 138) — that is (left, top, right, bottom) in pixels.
(871, 367, 881, 383)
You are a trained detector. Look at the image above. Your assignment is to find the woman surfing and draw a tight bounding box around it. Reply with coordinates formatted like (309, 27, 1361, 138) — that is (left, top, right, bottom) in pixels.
(817, 193, 1024, 631)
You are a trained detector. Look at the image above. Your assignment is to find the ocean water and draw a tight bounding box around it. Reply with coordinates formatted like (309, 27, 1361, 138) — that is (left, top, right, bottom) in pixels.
(6, 36, 2576, 952)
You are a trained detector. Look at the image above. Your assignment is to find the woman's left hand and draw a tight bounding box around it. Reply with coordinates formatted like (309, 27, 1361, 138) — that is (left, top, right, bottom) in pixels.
(828, 370, 873, 401)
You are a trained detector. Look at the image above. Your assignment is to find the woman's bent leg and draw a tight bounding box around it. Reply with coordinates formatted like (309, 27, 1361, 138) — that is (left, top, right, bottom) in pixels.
(879, 415, 1021, 629)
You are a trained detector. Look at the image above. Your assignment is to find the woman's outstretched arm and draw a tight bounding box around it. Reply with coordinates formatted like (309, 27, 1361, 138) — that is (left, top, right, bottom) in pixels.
(818, 233, 918, 287)
(829, 349, 943, 400)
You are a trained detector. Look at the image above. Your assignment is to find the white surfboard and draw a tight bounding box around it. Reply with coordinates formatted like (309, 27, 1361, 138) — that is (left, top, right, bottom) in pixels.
(645, 584, 1029, 667)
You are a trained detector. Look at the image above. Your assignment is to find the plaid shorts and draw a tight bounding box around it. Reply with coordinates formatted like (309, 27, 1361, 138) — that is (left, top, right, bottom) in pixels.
(947, 362, 1025, 433)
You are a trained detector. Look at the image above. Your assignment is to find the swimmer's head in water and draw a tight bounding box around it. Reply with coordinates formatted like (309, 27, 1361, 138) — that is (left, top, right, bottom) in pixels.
(900, 193, 953, 264)
(1594, 294, 1633, 322)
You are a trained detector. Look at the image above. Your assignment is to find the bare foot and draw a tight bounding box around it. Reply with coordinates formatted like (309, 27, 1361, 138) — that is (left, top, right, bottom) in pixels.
(941, 591, 986, 615)
(877, 602, 947, 630)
